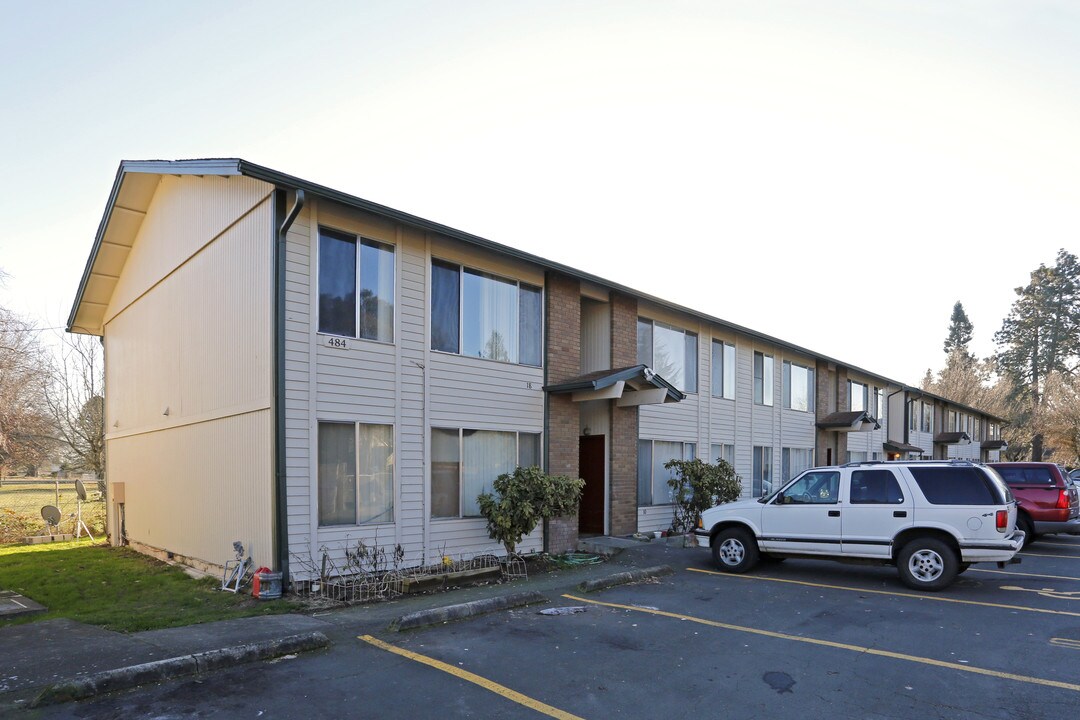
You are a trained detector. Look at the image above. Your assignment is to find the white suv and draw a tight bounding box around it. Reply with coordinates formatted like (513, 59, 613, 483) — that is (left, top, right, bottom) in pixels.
(693, 460, 1024, 591)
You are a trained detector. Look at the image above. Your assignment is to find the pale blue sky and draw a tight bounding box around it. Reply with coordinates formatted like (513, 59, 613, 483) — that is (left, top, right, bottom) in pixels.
(2, 1, 1077, 384)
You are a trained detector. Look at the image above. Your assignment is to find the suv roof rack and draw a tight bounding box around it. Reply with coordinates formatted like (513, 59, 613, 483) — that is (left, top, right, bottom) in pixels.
(839, 459, 980, 468)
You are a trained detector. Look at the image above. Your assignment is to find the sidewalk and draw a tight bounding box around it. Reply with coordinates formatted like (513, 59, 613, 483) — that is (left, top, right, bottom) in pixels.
(1, 537, 698, 710)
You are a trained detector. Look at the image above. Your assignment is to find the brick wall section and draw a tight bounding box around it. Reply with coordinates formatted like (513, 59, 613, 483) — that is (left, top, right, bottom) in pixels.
(546, 272, 581, 553)
(609, 292, 639, 535)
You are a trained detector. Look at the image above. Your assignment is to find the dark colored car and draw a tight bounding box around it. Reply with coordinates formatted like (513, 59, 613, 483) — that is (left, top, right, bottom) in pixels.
(988, 462, 1080, 546)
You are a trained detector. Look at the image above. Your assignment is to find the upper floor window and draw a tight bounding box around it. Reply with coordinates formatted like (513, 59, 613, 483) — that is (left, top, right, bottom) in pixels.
(753, 351, 773, 406)
(637, 319, 697, 393)
(875, 388, 885, 420)
(318, 227, 395, 342)
(849, 381, 868, 412)
(782, 361, 815, 412)
(431, 260, 542, 366)
(711, 341, 736, 399)
(921, 402, 933, 433)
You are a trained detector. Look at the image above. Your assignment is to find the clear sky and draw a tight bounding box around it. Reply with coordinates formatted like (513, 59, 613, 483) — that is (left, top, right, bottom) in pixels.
(1, 0, 1077, 385)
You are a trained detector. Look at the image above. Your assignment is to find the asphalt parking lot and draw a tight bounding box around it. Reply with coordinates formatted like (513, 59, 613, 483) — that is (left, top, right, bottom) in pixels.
(33, 535, 1080, 719)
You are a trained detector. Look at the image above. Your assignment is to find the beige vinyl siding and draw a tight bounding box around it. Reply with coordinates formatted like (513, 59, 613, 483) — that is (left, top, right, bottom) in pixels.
(284, 200, 545, 576)
(104, 175, 275, 569)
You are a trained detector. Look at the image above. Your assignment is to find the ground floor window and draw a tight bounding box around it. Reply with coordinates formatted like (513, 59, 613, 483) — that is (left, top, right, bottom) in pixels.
(431, 428, 541, 518)
(781, 447, 814, 481)
(752, 446, 773, 497)
(710, 443, 735, 467)
(318, 422, 394, 526)
(847, 451, 868, 464)
(638, 440, 696, 505)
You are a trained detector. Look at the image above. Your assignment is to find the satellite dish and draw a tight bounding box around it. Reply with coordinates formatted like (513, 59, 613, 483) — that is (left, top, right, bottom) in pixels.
(75, 479, 87, 501)
(41, 505, 62, 526)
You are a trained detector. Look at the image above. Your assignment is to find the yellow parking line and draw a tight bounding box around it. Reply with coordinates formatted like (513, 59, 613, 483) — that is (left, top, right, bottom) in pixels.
(358, 635, 585, 720)
(562, 594, 1080, 694)
(685, 567, 1080, 618)
(968, 567, 1080, 582)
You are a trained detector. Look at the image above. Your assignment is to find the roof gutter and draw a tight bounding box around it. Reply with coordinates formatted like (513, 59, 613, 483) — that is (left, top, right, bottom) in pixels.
(274, 188, 305, 586)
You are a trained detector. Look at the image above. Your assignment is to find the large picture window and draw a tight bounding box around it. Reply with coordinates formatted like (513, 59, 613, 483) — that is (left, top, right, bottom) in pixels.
(637, 440, 696, 505)
(637, 319, 697, 393)
(849, 381, 868, 412)
(318, 228, 395, 342)
(782, 361, 814, 412)
(753, 352, 773, 406)
(431, 260, 542, 366)
(711, 341, 735, 399)
(318, 422, 394, 526)
(431, 428, 541, 518)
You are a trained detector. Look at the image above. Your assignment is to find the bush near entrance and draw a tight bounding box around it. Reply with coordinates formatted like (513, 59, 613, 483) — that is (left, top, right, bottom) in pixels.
(477, 466, 585, 555)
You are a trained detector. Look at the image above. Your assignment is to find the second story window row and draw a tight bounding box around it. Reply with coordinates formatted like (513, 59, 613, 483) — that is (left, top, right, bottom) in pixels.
(637, 319, 697, 393)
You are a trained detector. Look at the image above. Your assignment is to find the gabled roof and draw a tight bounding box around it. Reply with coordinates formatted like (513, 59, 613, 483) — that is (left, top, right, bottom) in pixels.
(817, 410, 880, 432)
(543, 365, 685, 405)
(883, 440, 925, 454)
(934, 431, 971, 444)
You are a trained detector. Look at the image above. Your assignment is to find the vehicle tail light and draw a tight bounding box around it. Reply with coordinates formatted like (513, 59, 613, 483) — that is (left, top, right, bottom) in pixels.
(996, 510, 1008, 532)
(1057, 490, 1070, 510)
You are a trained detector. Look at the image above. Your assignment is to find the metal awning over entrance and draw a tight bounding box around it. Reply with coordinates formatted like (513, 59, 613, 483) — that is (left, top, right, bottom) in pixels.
(934, 432, 971, 445)
(980, 440, 1008, 450)
(543, 364, 685, 407)
(816, 410, 880, 433)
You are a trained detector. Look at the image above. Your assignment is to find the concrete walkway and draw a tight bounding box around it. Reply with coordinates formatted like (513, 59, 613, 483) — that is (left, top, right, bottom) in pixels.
(0, 536, 700, 711)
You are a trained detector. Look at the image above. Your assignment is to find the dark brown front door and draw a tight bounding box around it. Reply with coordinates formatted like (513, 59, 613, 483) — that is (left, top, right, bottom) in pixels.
(579, 435, 605, 535)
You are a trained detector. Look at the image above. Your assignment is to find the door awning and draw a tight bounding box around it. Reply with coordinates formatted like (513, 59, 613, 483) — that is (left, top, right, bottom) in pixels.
(817, 410, 880, 432)
(980, 439, 1008, 450)
(934, 431, 971, 445)
(543, 364, 685, 407)
(883, 440, 924, 454)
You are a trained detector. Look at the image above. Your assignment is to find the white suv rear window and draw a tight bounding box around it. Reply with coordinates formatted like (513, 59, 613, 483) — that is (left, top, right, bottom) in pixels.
(909, 467, 1001, 505)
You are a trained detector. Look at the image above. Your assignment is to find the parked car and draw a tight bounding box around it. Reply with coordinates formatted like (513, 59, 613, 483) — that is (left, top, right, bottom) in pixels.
(1069, 468, 1080, 484)
(694, 460, 1023, 591)
(987, 462, 1080, 546)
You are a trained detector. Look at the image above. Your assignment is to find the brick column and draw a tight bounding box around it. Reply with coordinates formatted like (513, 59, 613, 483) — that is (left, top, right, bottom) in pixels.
(545, 273, 581, 553)
(609, 292, 639, 536)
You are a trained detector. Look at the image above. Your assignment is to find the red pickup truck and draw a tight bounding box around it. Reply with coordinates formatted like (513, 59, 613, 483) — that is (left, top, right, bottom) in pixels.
(988, 462, 1080, 547)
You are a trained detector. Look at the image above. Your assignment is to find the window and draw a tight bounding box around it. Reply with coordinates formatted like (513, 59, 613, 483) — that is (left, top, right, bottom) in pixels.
(781, 447, 814, 481)
(318, 422, 394, 526)
(909, 467, 1001, 505)
(875, 388, 885, 421)
(711, 341, 736, 399)
(711, 443, 735, 467)
(753, 352, 773, 406)
(638, 319, 697, 392)
(430, 260, 542, 366)
(431, 428, 541, 518)
(782, 361, 815, 412)
(318, 228, 395, 342)
(849, 381, 867, 412)
(779, 470, 839, 504)
(847, 451, 868, 464)
(921, 403, 933, 433)
(849, 470, 904, 504)
(637, 440, 696, 505)
(752, 446, 773, 497)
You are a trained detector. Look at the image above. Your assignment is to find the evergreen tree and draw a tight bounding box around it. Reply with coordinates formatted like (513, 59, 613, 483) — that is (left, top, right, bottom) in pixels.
(994, 249, 1080, 460)
(943, 301, 974, 356)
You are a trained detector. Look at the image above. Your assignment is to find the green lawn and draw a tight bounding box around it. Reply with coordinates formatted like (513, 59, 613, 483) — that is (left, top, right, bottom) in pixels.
(0, 539, 295, 632)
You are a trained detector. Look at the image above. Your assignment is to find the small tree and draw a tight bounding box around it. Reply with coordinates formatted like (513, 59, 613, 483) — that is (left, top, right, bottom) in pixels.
(477, 466, 584, 555)
(665, 458, 742, 533)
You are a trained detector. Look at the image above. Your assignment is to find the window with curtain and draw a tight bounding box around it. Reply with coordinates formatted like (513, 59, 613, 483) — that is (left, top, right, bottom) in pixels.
(752, 445, 773, 497)
(431, 429, 542, 518)
(711, 341, 735, 399)
(637, 318, 697, 393)
(318, 227, 395, 341)
(781, 447, 814, 481)
(782, 361, 814, 412)
(710, 443, 735, 467)
(637, 439, 696, 505)
(430, 260, 542, 366)
(753, 352, 773, 406)
(318, 422, 394, 526)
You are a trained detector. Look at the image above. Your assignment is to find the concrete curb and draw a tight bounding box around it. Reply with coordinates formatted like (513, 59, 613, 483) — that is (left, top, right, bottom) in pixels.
(576, 565, 674, 593)
(390, 590, 548, 632)
(31, 631, 331, 707)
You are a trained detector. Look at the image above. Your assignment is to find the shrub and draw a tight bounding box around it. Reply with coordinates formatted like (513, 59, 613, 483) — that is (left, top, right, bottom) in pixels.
(477, 466, 585, 555)
(664, 458, 742, 533)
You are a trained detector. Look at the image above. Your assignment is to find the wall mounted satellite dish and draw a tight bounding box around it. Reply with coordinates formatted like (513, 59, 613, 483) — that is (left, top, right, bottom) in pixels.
(72, 480, 95, 541)
(41, 505, 62, 535)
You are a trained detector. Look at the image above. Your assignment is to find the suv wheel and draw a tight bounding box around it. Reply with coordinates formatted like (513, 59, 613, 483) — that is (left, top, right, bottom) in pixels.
(1016, 514, 1035, 548)
(897, 538, 958, 591)
(711, 527, 759, 573)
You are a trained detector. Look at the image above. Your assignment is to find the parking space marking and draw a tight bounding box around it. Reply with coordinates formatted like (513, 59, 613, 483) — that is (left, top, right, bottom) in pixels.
(1000, 586, 1080, 600)
(562, 594, 1080, 694)
(1021, 551, 1080, 560)
(686, 567, 1080, 618)
(1050, 638, 1080, 651)
(358, 635, 585, 720)
(968, 567, 1080, 582)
